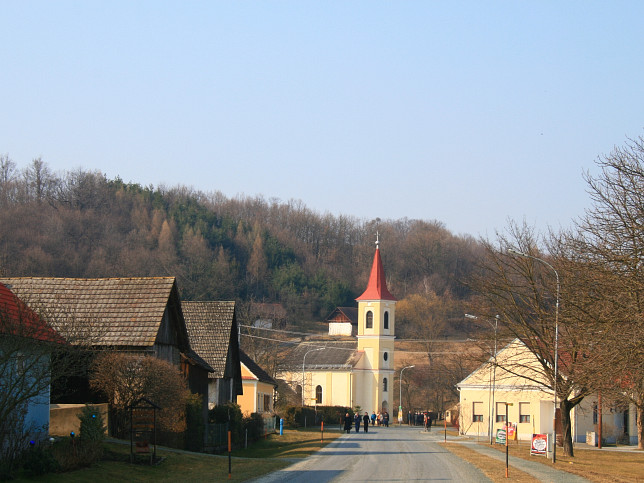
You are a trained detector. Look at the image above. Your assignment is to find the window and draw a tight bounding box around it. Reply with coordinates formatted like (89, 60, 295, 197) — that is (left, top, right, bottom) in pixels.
(366, 311, 373, 329)
(519, 402, 530, 423)
(384, 311, 389, 329)
(383, 352, 388, 361)
(264, 394, 271, 412)
(383, 377, 388, 392)
(593, 403, 598, 424)
(315, 385, 322, 404)
(473, 402, 483, 422)
(496, 402, 506, 423)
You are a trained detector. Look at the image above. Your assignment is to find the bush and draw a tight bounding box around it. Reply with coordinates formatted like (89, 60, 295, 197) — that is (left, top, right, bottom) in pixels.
(50, 437, 103, 472)
(21, 445, 60, 476)
(243, 413, 265, 442)
(185, 394, 205, 452)
(208, 403, 243, 445)
(281, 405, 351, 427)
(79, 405, 106, 443)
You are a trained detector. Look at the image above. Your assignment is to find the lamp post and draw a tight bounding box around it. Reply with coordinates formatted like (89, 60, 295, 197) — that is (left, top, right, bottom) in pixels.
(399, 365, 415, 425)
(302, 347, 324, 407)
(508, 248, 559, 463)
(465, 313, 498, 444)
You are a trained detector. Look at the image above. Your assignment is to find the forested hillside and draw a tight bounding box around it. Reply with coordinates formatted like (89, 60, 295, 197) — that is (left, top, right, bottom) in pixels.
(0, 157, 482, 336)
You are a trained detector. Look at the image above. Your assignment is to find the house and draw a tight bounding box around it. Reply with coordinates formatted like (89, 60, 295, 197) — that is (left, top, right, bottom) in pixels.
(0, 282, 64, 450)
(457, 338, 638, 445)
(238, 350, 277, 416)
(277, 239, 397, 415)
(325, 307, 358, 336)
(182, 301, 243, 408)
(0, 277, 213, 408)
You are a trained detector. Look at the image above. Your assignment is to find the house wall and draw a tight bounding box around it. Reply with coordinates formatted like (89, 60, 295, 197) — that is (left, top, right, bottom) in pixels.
(328, 322, 352, 336)
(459, 386, 553, 440)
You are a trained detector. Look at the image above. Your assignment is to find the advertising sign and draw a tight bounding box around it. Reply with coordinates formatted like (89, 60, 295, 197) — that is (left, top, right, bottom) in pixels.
(530, 434, 548, 455)
(495, 428, 506, 444)
(506, 423, 517, 440)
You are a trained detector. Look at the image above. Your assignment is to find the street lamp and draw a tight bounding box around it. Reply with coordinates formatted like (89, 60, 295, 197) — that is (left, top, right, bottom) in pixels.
(508, 248, 559, 464)
(302, 347, 324, 407)
(465, 313, 498, 445)
(399, 365, 415, 425)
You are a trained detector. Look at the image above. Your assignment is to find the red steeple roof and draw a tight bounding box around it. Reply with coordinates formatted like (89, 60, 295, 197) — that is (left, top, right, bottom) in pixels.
(356, 245, 396, 301)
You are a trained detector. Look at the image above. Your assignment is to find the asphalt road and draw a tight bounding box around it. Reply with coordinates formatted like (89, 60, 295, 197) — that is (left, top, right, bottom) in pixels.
(252, 424, 491, 482)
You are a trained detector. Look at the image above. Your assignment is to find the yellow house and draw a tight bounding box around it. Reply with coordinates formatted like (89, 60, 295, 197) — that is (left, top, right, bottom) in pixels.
(457, 338, 638, 446)
(277, 239, 397, 415)
(237, 350, 277, 416)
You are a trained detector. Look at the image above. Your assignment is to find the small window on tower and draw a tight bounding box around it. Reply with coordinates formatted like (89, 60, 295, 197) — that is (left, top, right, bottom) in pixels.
(383, 352, 388, 361)
(383, 377, 388, 392)
(366, 311, 373, 329)
(384, 311, 389, 329)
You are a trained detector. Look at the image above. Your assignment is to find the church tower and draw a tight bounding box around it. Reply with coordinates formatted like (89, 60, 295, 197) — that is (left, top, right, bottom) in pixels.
(355, 236, 396, 414)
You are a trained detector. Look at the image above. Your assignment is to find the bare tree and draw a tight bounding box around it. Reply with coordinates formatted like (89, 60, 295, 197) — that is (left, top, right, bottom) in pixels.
(569, 135, 644, 449)
(469, 221, 601, 457)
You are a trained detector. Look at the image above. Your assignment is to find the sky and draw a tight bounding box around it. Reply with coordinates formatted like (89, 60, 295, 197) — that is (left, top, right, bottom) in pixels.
(2, 1, 644, 238)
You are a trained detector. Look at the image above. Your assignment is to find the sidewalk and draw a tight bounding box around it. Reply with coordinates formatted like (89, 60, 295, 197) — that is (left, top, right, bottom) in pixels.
(458, 441, 590, 483)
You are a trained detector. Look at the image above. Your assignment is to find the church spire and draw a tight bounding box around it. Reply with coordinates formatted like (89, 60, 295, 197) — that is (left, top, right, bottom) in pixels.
(356, 235, 396, 301)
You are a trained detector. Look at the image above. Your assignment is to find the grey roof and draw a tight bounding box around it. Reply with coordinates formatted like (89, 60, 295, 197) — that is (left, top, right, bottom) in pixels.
(240, 350, 277, 387)
(182, 301, 237, 379)
(0, 277, 185, 348)
(282, 341, 362, 371)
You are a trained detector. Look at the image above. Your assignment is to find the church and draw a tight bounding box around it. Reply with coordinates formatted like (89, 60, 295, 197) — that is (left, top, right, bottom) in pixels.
(277, 238, 397, 414)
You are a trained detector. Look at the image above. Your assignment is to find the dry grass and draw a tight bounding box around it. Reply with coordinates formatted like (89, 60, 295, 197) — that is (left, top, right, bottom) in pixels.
(443, 443, 539, 483)
(484, 441, 643, 483)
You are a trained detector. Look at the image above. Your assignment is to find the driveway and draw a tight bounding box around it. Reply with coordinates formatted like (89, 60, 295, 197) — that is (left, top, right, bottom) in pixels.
(251, 425, 491, 482)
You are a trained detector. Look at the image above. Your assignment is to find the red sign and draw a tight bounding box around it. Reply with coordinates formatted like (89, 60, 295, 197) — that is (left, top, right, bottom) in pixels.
(531, 434, 548, 455)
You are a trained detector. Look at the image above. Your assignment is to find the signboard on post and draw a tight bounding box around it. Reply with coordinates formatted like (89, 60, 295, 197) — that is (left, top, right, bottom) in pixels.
(531, 434, 548, 456)
(495, 428, 506, 444)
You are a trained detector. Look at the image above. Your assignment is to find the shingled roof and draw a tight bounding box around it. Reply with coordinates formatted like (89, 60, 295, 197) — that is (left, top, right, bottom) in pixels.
(182, 301, 241, 381)
(0, 277, 186, 348)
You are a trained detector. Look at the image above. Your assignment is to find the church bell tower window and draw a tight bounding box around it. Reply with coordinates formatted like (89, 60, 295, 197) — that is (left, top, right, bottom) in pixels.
(384, 311, 389, 329)
(366, 310, 373, 329)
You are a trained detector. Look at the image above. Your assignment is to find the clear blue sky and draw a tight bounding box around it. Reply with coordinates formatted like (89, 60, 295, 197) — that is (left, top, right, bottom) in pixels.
(2, 1, 643, 237)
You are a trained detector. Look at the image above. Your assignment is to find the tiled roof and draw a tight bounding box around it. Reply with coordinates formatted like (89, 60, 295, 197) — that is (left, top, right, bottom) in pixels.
(325, 307, 358, 325)
(182, 301, 236, 379)
(281, 341, 362, 371)
(0, 282, 64, 344)
(0, 277, 181, 347)
(356, 247, 396, 301)
(240, 350, 277, 387)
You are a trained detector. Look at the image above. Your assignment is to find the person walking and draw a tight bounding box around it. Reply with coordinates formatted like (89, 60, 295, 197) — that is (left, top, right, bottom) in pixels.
(354, 412, 361, 433)
(384, 411, 389, 427)
(363, 412, 370, 433)
(344, 412, 352, 434)
(371, 411, 376, 427)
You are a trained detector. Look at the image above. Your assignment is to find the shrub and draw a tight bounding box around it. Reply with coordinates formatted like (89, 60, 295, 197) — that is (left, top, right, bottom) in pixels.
(21, 445, 60, 476)
(185, 394, 205, 452)
(79, 405, 106, 443)
(50, 437, 103, 472)
(209, 403, 243, 445)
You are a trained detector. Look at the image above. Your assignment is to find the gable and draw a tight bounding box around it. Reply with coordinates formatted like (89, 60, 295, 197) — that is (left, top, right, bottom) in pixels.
(182, 301, 240, 380)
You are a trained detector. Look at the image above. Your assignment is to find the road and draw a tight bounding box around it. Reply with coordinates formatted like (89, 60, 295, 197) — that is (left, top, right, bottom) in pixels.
(252, 424, 491, 482)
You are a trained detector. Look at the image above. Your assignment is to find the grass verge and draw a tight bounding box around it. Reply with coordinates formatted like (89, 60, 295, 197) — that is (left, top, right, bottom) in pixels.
(14, 429, 340, 482)
(445, 440, 643, 483)
(442, 443, 539, 483)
